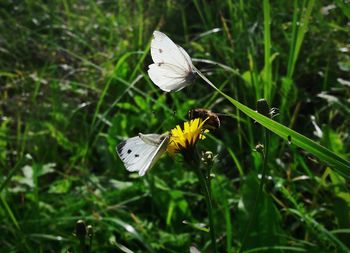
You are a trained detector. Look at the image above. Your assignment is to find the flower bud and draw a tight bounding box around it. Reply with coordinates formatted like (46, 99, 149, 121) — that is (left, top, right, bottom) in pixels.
(255, 144, 264, 154)
(87, 225, 93, 239)
(256, 99, 270, 117)
(201, 151, 215, 166)
(75, 220, 86, 240)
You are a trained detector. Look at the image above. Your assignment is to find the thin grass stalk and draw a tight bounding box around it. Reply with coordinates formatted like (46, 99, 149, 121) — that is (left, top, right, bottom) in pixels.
(290, 0, 315, 77)
(282, 0, 315, 116)
(136, 0, 144, 49)
(263, 0, 272, 103)
(286, 0, 299, 79)
(187, 150, 218, 253)
(0, 156, 26, 193)
(279, 186, 350, 252)
(196, 166, 218, 253)
(193, 0, 207, 28)
(239, 129, 270, 252)
(1, 195, 31, 252)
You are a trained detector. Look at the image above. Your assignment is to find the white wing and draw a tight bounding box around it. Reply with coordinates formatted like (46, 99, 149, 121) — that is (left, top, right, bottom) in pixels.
(189, 246, 201, 253)
(151, 31, 193, 71)
(148, 31, 195, 92)
(117, 134, 169, 176)
(148, 63, 189, 92)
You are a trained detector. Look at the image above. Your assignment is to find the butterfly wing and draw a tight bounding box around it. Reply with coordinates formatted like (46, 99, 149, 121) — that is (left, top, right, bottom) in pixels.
(117, 134, 169, 176)
(149, 31, 195, 92)
(189, 246, 201, 253)
(148, 63, 189, 92)
(139, 134, 170, 176)
(151, 31, 193, 71)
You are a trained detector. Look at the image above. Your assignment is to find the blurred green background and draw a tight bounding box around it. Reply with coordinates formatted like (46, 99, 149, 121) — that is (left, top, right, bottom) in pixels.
(1, 0, 350, 252)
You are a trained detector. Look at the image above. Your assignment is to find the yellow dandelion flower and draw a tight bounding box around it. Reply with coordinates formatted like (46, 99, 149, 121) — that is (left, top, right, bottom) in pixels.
(167, 118, 209, 155)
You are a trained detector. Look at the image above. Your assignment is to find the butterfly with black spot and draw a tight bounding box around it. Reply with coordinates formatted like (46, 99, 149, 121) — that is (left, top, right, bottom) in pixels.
(116, 133, 170, 176)
(148, 31, 196, 92)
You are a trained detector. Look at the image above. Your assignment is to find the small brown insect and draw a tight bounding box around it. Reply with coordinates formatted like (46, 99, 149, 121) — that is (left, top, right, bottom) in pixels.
(188, 108, 220, 130)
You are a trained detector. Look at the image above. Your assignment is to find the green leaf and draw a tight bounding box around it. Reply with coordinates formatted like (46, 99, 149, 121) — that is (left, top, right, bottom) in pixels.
(134, 95, 148, 110)
(103, 217, 155, 253)
(48, 179, 71, 194)
(226, 96, 350, 178)
(196, 68, 350, 178)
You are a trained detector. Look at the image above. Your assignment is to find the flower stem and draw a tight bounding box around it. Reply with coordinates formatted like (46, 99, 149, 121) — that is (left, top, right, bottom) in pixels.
(196, 164, 218, 253)
(239, 128, 270, 252)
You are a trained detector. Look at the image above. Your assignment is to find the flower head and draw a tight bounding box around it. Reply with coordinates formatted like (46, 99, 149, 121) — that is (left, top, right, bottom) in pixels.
(167, 118, 209, 156)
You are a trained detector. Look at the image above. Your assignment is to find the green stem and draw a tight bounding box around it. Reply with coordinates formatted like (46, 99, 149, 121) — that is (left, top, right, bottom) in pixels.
(186, 149, 217, 253)
(239, 128, 270, 252)
(196, 165, 218, 253)
(79, 238, 86, 253)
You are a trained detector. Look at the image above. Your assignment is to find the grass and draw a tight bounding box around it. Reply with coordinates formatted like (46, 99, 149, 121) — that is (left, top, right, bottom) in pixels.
(1, 0, 350, 252)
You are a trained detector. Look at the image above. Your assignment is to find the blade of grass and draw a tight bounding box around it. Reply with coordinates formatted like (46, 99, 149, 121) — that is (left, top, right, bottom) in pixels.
(292, 0, 315, 76)
(244, 245, 307, 252)
(1, 195, 31, 252)
(263, 0, 272, 103)
(280, 186, 350, 252)
(281, 0, 315, 116)
(103, 217, 155, 253)
(195, 67, 350, 178)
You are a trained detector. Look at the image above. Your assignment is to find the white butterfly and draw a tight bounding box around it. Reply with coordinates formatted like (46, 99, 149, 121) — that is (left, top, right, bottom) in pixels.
(148, 31, 196, 92)
(116, 133, 170, 176)
(189, 246, 201, 253)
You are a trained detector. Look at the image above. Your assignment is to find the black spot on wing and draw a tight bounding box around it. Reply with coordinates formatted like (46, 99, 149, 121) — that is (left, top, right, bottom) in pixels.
(117, 141, 126, 154)
(135, 154, 139, 157)
(127, 149, 132, 154)
(159, 48, 163, 53)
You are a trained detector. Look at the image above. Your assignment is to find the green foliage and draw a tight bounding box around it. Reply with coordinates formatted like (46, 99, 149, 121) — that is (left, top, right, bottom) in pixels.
(1, 0, 349, 252)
